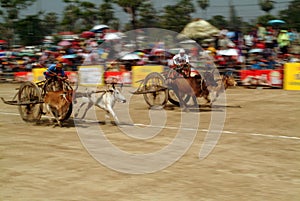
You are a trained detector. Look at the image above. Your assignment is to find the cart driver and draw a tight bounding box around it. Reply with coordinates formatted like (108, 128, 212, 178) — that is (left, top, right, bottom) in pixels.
(44, 61, 67, 80)
(172, 48, 191, 77)
(43, 61, 68, 91)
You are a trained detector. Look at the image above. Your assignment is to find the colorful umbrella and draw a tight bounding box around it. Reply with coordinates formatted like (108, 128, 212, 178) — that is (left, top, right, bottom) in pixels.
(267, 20, 285, 26)
(119, 53, 141, 60)
(81, 31, 95, 39)
(90, 24, 109, 33)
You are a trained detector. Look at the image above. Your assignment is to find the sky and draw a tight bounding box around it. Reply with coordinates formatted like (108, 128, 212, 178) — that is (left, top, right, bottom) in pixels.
(21, 0, 291, 24)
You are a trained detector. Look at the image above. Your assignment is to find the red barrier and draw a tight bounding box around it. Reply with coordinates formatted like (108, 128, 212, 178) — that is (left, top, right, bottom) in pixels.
(240, 69, 283, 87)
(14, 72, 33, 82)
(104, 71, 132, 84)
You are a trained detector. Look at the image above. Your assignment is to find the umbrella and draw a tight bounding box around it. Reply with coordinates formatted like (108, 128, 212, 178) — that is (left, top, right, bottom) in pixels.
(248, 48, 264, 54)
(62, 54, 77, 59)
(58, 40, 72, 46)
(0, 40, 7, 44)
(178, 19, 220, 40)
(217, 49, 238, 56)
(81, 31, 95, 39)
(90, 24, 109, 32)
(179, 40, 196, 44)
(267, 20, 285, 26)
(119, 53, 141, 60)
(104, 32, 122, 40)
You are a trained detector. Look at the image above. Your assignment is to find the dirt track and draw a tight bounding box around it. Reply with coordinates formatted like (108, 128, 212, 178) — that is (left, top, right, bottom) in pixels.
(0, 83, 300, 201)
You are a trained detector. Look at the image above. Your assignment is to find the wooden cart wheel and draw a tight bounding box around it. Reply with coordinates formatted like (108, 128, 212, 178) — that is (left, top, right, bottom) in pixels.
(143, 72, 168, 108)
(168, 89, 191, 107)
(18, 81, 43, 122)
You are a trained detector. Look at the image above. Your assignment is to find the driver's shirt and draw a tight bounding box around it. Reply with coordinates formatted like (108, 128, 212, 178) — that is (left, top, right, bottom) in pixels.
(173, 54, 189, 65)
(44, 64, 66, 79)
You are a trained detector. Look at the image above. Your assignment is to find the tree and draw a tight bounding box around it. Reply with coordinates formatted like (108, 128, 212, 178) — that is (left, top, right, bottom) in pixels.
(114, 0, 143, 30)
(42, 12, 59, 35)
(256, 14, 276, 26)
(78, 1, 98, 30)
(160, 0, 195, 33)
(208, 15, 228, 29)
(228, 2, 242, 30)
(98, 0, 117, 26)
(0, 0, 37, 46)
(197, 0, 209, 19)
(0, 0, 36, 20)
(137, 1, 159, 28)
(258, 0, 275, 14)
(15, 15, 45, 45)
(61, 2, 81, 32)
(279, 0, 300, 31)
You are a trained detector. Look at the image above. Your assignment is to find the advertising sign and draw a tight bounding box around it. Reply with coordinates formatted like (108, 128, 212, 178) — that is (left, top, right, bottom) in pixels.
(131, 66, 164, 87)
(32, 68, 47, 82)
(240, 69, 283, 88)
(284, 63, 300, 90)
(78, 65, 104, 86)
(104, 71, 132, 85)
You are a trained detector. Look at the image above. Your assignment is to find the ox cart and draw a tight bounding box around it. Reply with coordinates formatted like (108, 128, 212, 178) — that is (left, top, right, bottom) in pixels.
(1, 78, 73, 123)
(132, 66, 207, 109)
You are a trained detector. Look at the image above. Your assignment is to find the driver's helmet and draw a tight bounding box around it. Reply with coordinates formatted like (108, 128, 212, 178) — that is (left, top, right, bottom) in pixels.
(179, 48, 185, 55)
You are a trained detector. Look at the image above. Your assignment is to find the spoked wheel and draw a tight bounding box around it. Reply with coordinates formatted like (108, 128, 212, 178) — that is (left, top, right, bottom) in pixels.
(18, 81, 43, 122)
(143, 72, 168, 108)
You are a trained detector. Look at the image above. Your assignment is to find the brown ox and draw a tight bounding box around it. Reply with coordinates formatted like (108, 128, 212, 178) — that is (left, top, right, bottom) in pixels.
(44, 90, 73, 127)
(210, 74, 237, 103)
(166, 71, 218, 111)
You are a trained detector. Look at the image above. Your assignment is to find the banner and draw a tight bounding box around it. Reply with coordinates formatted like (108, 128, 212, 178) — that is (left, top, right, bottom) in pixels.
(32, 68, 47, 82)
(284, 63, 300, 90)
(240, 69, 283, 88)
(65, 71, 78, 83)
(131, 66, 164, 87)
(104, 71, 132, 85)
(14, 72, 33, 82)
(78, 65, 104, 86)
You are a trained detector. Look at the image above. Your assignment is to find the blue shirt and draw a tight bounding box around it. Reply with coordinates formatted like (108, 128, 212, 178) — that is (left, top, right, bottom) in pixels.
(44, 64, 66, 79)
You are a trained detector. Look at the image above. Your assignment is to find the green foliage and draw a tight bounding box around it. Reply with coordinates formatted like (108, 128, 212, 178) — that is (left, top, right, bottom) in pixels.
(256, 14, 276, 26)
(114, 0, 143, 30)
(208, 15, 228, 29)
(160, 0, 195, 33)
(0, 0, 299, 46)
(137, 1, 159, 28)
(99, 0, 116, 26)
(279, 0, 300, 31)
(258, 0, 274, 13)
(15, 15, 45, 46)
(228, 4, 242, 30)
(197, 0, 209, 10)
(42, 12, 59, 35)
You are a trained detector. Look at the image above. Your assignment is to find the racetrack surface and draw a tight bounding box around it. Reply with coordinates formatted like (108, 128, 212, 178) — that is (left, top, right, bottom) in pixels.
(1, 83, 300, 201)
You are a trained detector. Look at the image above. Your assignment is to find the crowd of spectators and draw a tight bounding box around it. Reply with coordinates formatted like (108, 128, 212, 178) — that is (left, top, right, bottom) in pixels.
(1, 23, 300, 74)
(201, 23, 300, 70)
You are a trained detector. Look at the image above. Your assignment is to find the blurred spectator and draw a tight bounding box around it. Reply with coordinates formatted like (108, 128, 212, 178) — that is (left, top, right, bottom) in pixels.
(264, 31, 275, 50)
(263, 55, 279, 69)
(250, 58, 265, 70)
(277, 30, 290, 54)
(257, 23, 266, 41)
